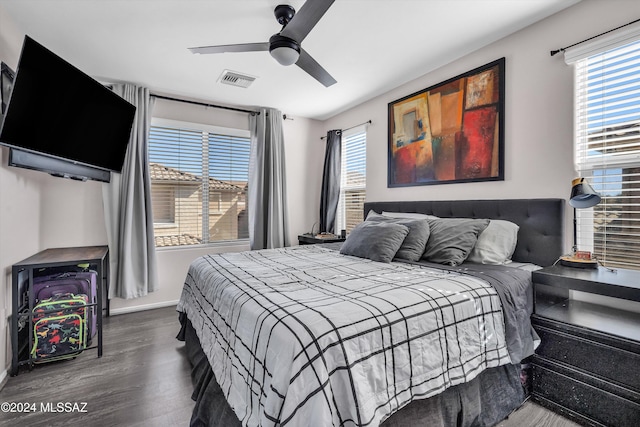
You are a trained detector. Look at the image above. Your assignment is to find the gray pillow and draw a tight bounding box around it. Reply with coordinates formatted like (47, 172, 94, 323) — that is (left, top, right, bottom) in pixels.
(366, 216, 430, 261)
(422, 218, 490, 266)
(340, 221, 409, 263)
(382, 211, 439, 220)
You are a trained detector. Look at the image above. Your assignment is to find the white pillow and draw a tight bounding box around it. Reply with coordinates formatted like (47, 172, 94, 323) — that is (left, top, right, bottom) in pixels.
(467, 219, 519, 265)
(381, 211, 439, 220)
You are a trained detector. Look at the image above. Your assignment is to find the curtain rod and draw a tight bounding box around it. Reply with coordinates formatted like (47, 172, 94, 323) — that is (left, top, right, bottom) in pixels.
(550, 17, 640, 56)
(151, 93, 259, 115)
(320, 120, 372, 140)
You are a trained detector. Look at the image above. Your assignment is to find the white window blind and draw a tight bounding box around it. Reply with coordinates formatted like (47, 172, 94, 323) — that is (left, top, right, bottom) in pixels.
(336, 127, 367, 233)
(573, 37, 640, 270)
(148, 119, 250, 248)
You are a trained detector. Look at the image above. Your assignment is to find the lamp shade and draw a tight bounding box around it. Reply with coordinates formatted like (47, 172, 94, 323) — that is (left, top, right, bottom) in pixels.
(270, 47, 299, 66)
(569, 177, 601, 208)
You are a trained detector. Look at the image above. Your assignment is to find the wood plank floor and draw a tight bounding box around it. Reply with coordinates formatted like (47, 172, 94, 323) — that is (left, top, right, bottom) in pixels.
(0, 306, 581, 427)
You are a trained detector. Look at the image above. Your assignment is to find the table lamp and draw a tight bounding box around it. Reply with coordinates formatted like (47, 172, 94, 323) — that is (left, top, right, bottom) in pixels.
(560, 177, 601, 268)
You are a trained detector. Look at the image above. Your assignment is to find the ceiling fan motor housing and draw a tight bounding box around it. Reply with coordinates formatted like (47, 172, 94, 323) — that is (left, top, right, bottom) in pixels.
(274, 4, 296, 26)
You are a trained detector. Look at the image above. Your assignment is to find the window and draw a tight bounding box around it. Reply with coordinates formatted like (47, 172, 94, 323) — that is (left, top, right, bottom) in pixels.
(571, 33, 640, 270)
(151, 186, 175, 224)
(148, 119, 250, 248)
(336, 127, 367, 233)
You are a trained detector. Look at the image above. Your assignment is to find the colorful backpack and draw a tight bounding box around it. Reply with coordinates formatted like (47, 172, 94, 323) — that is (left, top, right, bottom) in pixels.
(31, 293, 88, 362)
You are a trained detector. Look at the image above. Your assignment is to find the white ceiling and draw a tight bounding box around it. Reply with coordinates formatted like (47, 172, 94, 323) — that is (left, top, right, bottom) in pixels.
(1, 0, 580, 120)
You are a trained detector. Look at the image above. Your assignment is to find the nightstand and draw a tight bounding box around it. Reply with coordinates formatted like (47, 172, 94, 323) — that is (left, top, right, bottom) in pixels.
(298, 233, 346, 245)
(531, 265, 640, 426)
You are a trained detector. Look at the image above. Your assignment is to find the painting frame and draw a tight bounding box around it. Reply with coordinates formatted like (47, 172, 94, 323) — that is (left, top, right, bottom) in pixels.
(388, 58, 505, 187)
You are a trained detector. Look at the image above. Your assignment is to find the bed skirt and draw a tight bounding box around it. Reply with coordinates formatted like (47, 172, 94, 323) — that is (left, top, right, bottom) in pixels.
(178, 312, 526, 427)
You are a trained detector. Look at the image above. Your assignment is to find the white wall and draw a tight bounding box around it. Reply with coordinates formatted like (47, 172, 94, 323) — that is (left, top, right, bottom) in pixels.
(0, 2, 45, 385)
(281, 115, 325, 240)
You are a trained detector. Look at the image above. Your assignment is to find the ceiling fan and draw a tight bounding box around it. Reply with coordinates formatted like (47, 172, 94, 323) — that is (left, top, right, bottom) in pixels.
(189, 0, 337, 87)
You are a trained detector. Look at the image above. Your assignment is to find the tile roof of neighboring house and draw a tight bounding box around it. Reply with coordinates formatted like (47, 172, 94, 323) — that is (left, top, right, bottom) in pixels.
(149, 163, 244, 191)
(155, 234, 202, 247)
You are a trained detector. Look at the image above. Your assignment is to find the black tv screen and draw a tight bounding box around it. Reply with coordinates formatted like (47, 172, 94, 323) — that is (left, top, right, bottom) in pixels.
(0, 36, 135, 173)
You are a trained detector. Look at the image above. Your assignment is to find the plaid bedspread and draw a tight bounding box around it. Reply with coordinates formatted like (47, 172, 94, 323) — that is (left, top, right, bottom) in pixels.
(177, 245, 512, 427)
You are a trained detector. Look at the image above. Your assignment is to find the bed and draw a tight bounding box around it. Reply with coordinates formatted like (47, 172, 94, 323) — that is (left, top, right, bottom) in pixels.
(177, 198, 564, 427)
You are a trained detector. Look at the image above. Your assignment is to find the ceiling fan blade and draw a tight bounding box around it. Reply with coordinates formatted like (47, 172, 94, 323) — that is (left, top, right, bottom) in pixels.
(296, 48, 336, 87)
(189, 42, 269, 55)
(280, 0, 335, 43)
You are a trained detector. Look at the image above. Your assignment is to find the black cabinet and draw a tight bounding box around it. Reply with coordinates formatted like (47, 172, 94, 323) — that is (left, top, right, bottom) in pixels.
(531, 265, 640, 426)
(11, 246, 109, 376)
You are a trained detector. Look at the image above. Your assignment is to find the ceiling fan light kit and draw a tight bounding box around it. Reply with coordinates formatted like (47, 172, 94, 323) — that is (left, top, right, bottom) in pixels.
(269, 34, 300, 66)
(188, 0, 337, 87)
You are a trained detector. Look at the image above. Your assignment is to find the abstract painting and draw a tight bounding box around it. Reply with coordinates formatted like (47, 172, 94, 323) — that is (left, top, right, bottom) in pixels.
(388, 58, 504, 187)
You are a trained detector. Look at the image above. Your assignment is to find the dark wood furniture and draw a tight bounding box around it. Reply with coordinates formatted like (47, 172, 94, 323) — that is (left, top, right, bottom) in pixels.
(531, 265, 640, 426)
(11, 246, 109, 376)
(298, 233, 345, 245)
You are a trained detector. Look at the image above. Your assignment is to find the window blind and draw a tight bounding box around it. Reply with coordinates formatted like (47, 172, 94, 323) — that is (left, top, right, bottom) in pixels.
(573, 37, 640, 270)
(148, 121, 250, 247)
(336, 127, 367, 233)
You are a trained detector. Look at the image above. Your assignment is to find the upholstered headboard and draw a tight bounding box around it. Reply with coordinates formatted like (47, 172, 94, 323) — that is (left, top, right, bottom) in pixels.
(363, 199, 564, 267)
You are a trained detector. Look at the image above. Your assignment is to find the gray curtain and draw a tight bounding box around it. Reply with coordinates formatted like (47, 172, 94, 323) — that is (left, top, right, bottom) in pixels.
(102, 84, 158, 299)
(248, 107, 288, 250)
(319, 130, 342, 233)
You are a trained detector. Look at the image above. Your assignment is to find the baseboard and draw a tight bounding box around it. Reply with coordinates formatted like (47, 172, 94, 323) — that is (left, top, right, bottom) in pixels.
(109, 300, 179, 316)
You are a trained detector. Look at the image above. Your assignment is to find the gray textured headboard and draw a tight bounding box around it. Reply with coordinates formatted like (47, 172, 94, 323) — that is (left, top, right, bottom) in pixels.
(363, 199, 564, 267)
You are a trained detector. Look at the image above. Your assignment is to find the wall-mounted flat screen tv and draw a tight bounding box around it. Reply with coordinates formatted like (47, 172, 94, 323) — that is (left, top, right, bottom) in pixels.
(0, 36, 136, 182)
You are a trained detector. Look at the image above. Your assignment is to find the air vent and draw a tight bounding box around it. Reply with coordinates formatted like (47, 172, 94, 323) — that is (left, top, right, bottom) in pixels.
(218, 70, 256, 88)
